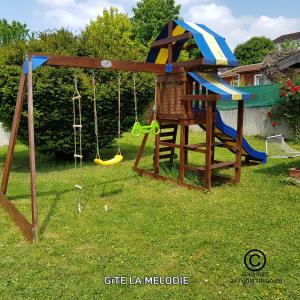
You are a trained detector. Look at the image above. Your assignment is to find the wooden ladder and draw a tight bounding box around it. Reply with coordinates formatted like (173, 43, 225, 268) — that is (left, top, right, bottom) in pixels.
(155, 124, 178, 164)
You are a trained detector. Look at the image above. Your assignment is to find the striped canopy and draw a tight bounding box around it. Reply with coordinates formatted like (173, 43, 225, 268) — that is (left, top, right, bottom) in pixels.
(147, 20, 238, 67)
(188, 72, 251, 101)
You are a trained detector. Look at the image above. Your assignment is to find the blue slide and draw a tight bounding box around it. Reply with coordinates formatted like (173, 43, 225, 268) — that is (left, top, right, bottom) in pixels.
(200, 110, 267, 163)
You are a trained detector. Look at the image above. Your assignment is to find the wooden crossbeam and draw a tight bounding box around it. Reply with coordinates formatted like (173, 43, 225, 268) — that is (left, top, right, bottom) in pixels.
(133, 167, 203, 191)
(172, 58, 229, 70)
(28, 53, 183, 74)
(211, 161, 235, 169)
(181, 94, 220, 101)
(151, 32, 193, 48)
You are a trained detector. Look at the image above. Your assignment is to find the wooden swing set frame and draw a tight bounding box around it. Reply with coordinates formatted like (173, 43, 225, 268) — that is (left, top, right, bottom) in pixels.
(0, 21, 245, 242)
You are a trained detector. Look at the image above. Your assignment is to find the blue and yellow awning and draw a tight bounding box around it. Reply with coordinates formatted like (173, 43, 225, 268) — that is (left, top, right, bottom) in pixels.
(188, 72, 251, 101)
(147, 20, 238, 67)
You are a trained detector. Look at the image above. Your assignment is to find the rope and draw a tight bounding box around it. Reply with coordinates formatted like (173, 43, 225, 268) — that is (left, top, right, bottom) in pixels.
(131, 75, 160, 136)
(117, 73, 121, 155)
(153, 76, 158, 120)
(133, 74, 138, 122)
(92, 74, 100, 159)
(72, 73, 83, 213)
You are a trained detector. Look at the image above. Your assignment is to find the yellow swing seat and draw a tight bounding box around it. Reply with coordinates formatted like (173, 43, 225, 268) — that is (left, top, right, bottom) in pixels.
(94, 154, 123, 166)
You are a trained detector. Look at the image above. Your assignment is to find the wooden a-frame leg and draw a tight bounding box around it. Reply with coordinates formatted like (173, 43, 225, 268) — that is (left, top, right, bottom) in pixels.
(154, 125, 160, 174)
(1, 73, 26, 195)
(27, 58, 38, 241)
(133, 113, 154, 171)
(0, 71, 34, 243)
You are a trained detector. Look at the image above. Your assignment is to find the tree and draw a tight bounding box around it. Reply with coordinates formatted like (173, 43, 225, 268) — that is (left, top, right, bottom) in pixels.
(28, 28, 79, 56)
(0, 19, 30, 46)
(132, 0, 181, 45)
(234, 37, 275, 65)
(80, 7, 146, 60)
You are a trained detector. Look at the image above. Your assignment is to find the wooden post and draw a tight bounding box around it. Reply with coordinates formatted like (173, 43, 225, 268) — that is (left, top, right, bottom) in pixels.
(154, 125, 160, 174)
(211, 101, 216, 164)
(184, 126, 189, 163)
(167, 21, 173, 63)
(27, 58, 38, 241)
(169, 125, 178, 166)
(195, 82, 200, 112)
(1, 72, 26, 195)
(179, 123, 186, 184)
(154, 80, 161, 174)
(234, 100, 244, 183)
(204, 101, 213, 190)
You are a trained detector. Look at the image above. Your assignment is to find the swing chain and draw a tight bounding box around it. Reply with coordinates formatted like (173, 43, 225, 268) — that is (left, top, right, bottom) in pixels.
(131, 76, 160, 136)
(92, 73, 100, 159)
(133, 74, 138, 122)
(153, 76, 158, 120)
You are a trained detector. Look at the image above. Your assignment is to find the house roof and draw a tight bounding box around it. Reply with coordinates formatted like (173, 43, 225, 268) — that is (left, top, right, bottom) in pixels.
(146, 20, 238, 67)
(278, 49, 300, 69)
(273, 32, 300, 44)
(220, 63, 262, 78)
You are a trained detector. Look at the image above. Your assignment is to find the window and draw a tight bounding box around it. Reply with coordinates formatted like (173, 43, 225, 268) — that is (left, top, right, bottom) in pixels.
(254, 74, 271, 86)
(254, 74, 263, 86)
(230, 80, 239, 86)
(230, 74, 240, 87)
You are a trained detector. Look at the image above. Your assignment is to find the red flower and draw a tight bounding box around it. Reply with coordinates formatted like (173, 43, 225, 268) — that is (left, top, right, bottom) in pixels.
(281, 91, 287, 97)
(294, 86, 300, 92)
(286, 80, 292, 87)
(271, 121, 278, 127)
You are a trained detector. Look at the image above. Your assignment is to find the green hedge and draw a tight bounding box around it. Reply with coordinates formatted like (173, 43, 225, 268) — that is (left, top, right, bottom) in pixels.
(0, 65, 154, 158)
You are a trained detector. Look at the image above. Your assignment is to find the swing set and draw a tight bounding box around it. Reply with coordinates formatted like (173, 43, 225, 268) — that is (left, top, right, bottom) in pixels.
(0, 53, 178, 242)
(92, 74, 123, 166)
(72, 69, 161, 211)
(1, 20, 262, 242)
(92, 72, 159, 166)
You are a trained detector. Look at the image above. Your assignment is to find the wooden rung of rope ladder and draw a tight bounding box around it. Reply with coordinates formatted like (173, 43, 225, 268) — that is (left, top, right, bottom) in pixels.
(73, 125, 82, 128)
(74, 154, 83, 159)
(72, 95, 81, 100)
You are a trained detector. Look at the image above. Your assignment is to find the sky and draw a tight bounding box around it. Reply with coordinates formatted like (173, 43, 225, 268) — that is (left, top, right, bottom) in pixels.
(1, 0, 300, 48)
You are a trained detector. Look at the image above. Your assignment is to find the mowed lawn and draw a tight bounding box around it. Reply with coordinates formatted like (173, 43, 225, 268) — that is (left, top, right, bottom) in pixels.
(0, 131, 299, 300)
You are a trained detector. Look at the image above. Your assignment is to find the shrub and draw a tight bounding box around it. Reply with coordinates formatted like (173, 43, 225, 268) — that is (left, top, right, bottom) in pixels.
(0, 10, 155, 158)
(0, 66, 154, 158)
(268, 79, 300, 142)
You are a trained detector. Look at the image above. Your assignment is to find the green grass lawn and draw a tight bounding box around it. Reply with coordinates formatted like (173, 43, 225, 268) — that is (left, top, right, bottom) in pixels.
(0, 131, 299, 300)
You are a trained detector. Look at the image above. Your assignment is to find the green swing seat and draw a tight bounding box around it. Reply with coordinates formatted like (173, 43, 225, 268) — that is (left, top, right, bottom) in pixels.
(131, 120, 160, 136)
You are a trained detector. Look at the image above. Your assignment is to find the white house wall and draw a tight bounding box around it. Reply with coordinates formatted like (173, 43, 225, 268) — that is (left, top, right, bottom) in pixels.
(191, 107, 292, 139)
(0, 123, 10, 147)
